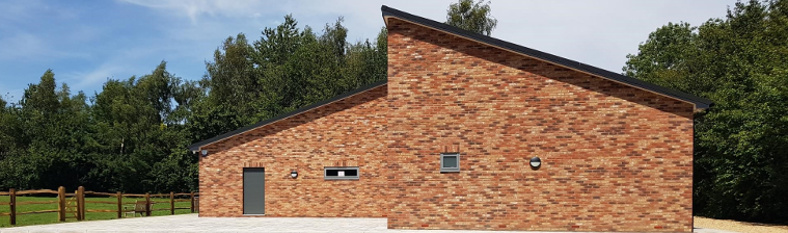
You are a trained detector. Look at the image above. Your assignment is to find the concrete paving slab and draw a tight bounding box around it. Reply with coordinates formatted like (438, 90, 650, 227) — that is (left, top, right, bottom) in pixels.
(0, 214, 741, 233)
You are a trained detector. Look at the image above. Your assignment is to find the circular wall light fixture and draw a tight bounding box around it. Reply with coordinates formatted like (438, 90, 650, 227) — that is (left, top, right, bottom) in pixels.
(200, 150, 208, 156)
(530, 157, 542, 169)
(290, 170, 298, 179)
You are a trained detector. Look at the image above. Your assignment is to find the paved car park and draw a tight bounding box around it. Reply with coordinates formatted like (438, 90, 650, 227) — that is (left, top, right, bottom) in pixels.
(0, 214, 740, 233)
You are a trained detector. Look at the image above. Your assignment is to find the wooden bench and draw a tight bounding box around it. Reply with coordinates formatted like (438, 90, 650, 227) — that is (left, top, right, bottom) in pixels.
(123, 200, 147, 217)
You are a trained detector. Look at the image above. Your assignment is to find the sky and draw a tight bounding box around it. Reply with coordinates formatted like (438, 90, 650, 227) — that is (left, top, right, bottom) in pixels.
(0, 0, 739, 104)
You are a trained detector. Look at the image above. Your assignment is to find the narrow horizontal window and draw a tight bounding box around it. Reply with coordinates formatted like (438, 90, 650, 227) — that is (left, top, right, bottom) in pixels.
(324, 167, 359, 180)
(441, 153, 460, 172)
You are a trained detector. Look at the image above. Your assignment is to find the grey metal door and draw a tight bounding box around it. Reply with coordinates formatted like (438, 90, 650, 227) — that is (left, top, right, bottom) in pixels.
(243, 168, 265, 214)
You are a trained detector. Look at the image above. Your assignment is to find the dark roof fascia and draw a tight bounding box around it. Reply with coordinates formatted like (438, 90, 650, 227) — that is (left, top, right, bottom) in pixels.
(188, 80, 388, 152)
(381, 5, 712, 109)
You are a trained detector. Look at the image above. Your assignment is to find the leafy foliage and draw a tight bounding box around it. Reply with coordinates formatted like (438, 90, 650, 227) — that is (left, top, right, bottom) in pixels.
(193, 16, 387, 142)
(0, 63, 200, 193)
(0, 15, 386, 194)
(624, 0, 788, 223)
(445, 0, 498, 36)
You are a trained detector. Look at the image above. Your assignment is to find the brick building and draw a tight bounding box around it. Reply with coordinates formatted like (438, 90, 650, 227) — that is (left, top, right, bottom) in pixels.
(189, 6, 711, 232)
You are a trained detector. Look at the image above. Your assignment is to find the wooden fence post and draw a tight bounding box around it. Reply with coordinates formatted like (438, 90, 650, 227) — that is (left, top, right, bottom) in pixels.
(145, 193, 151, 216)
(58, 186, 66, 222)
(74, 188, 80, 221)
(190, 192, 195, 213)
(9, 188, 16, 225)
(116, 191, 122, 219)
(169, 192, 175, 215)
(77, 186, 85, 221)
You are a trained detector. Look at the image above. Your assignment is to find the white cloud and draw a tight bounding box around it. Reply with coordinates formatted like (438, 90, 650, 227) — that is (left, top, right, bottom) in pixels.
(0, 0, 42, 26)
(0, 32, 91, 62)
(119, 0, 272, 23)
(60, 47, 163, 93)
(62, 64, 125, 91)
(0, 33, 47, 61)
(0, 0, 79, 28)
(118, 0, 737, 72)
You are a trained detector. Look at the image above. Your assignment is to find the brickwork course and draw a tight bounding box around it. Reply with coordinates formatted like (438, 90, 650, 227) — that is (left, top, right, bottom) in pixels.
(191, 5, 711, 233)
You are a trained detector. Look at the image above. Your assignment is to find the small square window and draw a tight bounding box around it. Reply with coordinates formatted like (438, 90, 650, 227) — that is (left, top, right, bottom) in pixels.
(441, 153, 460, 172)
(324, 167, 359, 180)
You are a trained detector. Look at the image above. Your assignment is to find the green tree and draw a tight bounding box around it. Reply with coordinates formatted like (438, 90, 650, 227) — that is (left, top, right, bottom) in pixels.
(0, 97, 13, 158)
(624, 0, 788, 223)
(88, 62, 198, 192)
(195, 15, 388, 146)
(446, 0, 498, 36)
(191, 33, 260, 143)
(0, 71, 93, 190)
(0, 12, 388, 195)
(343, 27, 388, 89)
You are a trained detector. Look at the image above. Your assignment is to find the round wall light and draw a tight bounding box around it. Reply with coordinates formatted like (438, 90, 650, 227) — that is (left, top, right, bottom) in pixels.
(200, 150, 208, 156)
(290, 170, 298, 179)
(530, 157, 542, 169)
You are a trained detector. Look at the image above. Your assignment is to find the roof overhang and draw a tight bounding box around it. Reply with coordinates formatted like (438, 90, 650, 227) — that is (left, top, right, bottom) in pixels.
(381, 5, 712, 111)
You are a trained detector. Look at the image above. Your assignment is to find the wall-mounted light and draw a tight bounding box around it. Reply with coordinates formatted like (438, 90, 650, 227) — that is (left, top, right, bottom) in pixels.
(290, 170, 298, 179)
(200, 150, 208, 156)
(530, 157, 542, 169)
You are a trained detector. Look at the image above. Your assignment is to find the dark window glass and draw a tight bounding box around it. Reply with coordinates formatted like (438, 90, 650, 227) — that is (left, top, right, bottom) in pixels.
(344, 169, 358, 177)
(326, 169, 338, 176)
(443, 156, 458, 168)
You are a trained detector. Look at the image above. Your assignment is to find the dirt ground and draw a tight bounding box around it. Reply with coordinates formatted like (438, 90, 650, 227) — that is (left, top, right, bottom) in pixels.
(695, 216, 788, 233)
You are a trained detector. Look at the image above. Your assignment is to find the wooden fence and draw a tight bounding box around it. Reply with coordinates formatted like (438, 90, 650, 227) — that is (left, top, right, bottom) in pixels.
(0, 186, 198, 226)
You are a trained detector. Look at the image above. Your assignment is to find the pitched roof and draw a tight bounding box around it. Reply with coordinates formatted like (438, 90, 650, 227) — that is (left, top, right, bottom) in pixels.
(188, 80, 387, 152)
(381, 5, 712, 109)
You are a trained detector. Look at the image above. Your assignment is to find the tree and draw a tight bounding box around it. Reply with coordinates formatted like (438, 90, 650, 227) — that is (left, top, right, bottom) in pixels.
(191, 33, 260, 143)
(0, 71, 93, 190)
(88, 62, 198, 192)
(624, 0, 788, 223)
(195, 15, 388, 146)
(0, 12, 388, 195)
(446, 0, 498, 36)
(0, 96, 12, 156)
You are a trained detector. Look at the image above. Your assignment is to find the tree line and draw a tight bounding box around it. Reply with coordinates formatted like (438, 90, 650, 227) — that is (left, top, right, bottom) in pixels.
(624, 0, 788, 223)
(0, 16, 386, 194)
(1, 0, 786, 223)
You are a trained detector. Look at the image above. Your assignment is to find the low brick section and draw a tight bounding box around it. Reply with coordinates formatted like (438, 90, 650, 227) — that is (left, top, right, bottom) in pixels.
(384, 18, 693, 232)
(199, 86, 388, 217)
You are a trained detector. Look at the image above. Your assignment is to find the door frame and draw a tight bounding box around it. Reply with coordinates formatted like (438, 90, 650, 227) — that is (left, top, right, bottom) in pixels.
(242, 167, 265, 215)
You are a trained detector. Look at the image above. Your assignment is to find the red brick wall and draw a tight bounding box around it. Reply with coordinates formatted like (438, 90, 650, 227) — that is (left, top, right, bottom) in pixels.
(385, 18, 694, 232)
(199, 85, 388, 217)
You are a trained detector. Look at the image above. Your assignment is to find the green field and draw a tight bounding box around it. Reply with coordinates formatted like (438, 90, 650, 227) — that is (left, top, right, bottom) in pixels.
(0, 195, 195, 227)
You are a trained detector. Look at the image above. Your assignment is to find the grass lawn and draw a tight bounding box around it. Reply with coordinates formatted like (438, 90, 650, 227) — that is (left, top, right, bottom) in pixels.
(0, 195, 195, 227)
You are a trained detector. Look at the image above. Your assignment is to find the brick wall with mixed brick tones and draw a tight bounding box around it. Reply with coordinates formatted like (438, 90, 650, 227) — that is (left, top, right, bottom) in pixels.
(199, 85, 388, 217)
(384, 18, 694, 232)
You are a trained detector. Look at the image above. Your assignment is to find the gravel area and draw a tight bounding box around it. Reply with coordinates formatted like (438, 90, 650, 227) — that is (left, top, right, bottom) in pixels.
(1, 213, 779, 233)
(695, 216, 788, 233)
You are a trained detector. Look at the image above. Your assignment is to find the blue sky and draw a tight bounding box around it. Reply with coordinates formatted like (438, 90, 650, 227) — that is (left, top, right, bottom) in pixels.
(0, 0, 738, 104)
